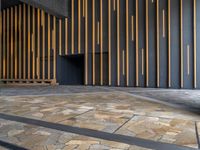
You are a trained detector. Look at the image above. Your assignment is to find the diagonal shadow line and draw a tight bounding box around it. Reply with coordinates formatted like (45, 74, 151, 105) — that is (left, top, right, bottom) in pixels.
(0, 113, 196, 150)
(0, 140, 28, 150)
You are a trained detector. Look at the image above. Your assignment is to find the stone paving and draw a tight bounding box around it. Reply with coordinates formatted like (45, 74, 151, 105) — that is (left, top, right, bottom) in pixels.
(0, 85, 200, 150)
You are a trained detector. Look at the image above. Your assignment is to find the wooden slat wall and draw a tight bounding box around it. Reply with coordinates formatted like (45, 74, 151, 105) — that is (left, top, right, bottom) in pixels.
(1, 0, 200, 89)
(0, 4, 58, 84)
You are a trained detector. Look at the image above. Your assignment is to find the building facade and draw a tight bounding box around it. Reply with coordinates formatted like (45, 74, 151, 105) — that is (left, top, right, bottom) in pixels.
(0, 0, 200, 89)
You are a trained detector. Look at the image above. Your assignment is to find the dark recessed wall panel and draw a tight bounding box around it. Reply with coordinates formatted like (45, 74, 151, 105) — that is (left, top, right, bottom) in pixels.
(197, 0, 200, 88)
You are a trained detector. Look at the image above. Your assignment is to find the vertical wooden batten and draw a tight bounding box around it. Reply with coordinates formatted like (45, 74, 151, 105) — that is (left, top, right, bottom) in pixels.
(53, 16, 56, 81)
(37, 8, 40, 79)
(3, 10, 6, 79)
(108, 0, 112, 86)
(146, 0, 149, 87)
(23, 4, 26, 79)
(156, 0, 160, 87)
(71, 0, 74, 54)
(0, 12, 2, 79)
(180, 0, 183, 88)
(7, 9, 10, 79)
(32, 7, 35, 80)
(168, 0, 171, 87)
(78, 0, 81, 54)
(19, 5, 22, 79)
(65, 18, 68, 55)
(28, 5, 31, 80)
(117, 0, 120, 86)
(11, 7, 14, 79)
(126, 0, 129, 86)
(42, 10, 45, 80)
(194, 0, 197, 88)
(14, 6, 18, 79)
(85, 0, 88, 85)
(59, 19, 62, 55)
(92, 0, 96, 85)
(136, 0, 139, 86)
(100, 0, 103, 85)
(48, 14, 50, 80)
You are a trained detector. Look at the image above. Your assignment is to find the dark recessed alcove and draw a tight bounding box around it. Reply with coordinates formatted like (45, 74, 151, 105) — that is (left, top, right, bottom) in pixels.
(57, 55, 84, 85)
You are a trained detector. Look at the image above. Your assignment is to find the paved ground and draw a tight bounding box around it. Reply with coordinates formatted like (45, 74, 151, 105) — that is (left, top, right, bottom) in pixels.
(0, 85, 200, 150)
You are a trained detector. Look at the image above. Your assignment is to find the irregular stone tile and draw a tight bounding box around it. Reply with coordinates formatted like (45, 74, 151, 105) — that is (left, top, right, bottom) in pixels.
(8, 129, 24, 137)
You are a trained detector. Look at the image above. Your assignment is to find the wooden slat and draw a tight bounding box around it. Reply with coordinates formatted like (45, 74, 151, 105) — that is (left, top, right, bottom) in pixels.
(37, 8, 40, 79)
(108, 0, 111, 86)
(142, 48, 144, 75)
(85, 0, 88, 85)
(78, 0, 81, 54)
(32, 7, 35, 79)
(194, 0, 197, 88)
(180, 0, 183, 88)
(53, 16, 56, 80)
(19, 5, 22, 79)
(65, 18, 68, 55)
(23, 4, 26, 79)
(162, 9, 166, 38)
(100, 0, 103, 85)
(168, 0, 171, 87)
(7, 8, 10, 79)
(42, 10, 45, 80)
(0, 12, 2, 79)
(126, 0, 129, 86)
(187, 45, 190, 75)
(156, 0, 160, 87)
(48, 14, 50, 80)
(15, 6, 18, 79)
(71, 0, 74, 54)
(11, 7, 13, 79)
(136, 0, 139, 86)
(28, 5, 31, 80)
(146, 0, 149, 87)
(59, 19, 62, 55)
(92, 0, 96, 85)
(117, 0, 120, 86)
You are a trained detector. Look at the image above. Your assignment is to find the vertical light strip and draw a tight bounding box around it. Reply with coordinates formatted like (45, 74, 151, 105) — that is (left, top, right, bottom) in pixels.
(53, 16, 56, 80)
(48, 14, 50, 80)
(146, 0, 149, 87)
(126, 0, 129, 86)
(85, 0, 88, 85)
(32, 7, 35, 80)
(162, 10, 165, 38)
(42, 10, 45, 80)
(131, 16, 134, 41)
(187, 45, 190, 75)
(71, 0, 74, 54)
(11, 7, 13, 79)
(7, 8, 10, 79)
(19, 5, 22, 79)
(108, 0, 112, 86)
(37, 9, 40, 79)
(78, 0, 81, 54)
(194, 0, 197, 88)
(0, 11, 1, 78)
(59, 19, 62, 55)
(65, 18, 68, 55)
(83, 0, 85, 17)
(113, 0, 116, 11)
(136, 0, 139, 86)
(2, 11, 5, 79)
(97, 22, 100, 44)
(23, 4, 26, 79)
(180, 0, 183, 88)
(168, 0, 171, 87)
(117, 0, 120, 86)
(100, 0, 103, 85)
(92, 0, 96, 85)
(123, 50, 125, 76)
(156, 0, 160, 87)
(15, 6, 18, 79)
(28, 5, 31, 80)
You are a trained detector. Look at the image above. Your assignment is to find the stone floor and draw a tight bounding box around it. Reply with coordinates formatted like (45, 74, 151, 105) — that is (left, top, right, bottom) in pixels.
(0, 85, 200, 150)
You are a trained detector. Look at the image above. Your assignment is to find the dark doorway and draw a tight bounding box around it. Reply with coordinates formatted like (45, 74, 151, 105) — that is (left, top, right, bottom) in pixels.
(57, 55, 84, 85)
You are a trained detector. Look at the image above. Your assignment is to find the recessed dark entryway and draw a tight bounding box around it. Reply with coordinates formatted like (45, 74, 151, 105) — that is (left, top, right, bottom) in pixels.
(57, 55, 84, 85)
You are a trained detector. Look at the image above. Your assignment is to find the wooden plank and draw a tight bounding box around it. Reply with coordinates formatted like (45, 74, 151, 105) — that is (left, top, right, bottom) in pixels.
(126, 0, 129, 86)
(37, 8, 40, 79)
(32, 7, 35, 80)
(100, 0, 103, 85)
(168, 0, 171, 87)
(136, 0, 139, 86)
(42, 10, 45, 80)
(108, 0, 111, 86)
(180, 0, 183, 88)
(65, 18, 68, 55)
(78, 0, 81, 54)
(28, 5, 31, 80)
(53, 16, 56, 80)
(15, 6, 18, 79)
(156, 0, 160, 87)
(48, 14, 50, 80)
(85, 0, 88, 85)
(11, 7, 13, 79)
(7, 8, 10, 79)
(23, 4, 26, 79)
(117, 0, 120, 86)
(19, 5, 22, 79)
(194, 0, 197, 88)
(92, 0, 96, 85)
(146, 0, 149, 87)
(59, 19, 62, 55)
(0, 12, 2, 79)
(3, 10, 6, 79)
(71, 0, 74, 54)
